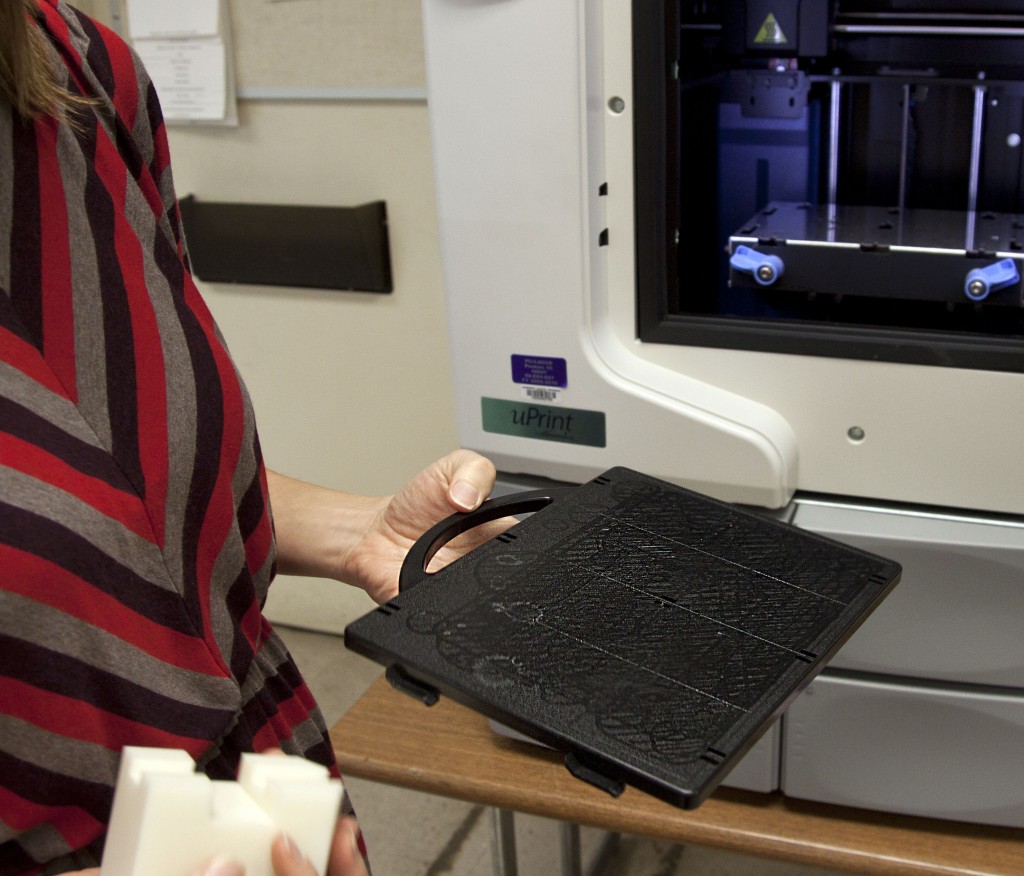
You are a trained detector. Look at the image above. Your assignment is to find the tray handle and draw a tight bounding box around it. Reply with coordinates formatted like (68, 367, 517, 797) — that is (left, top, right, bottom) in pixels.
(398, 488, 575, 592)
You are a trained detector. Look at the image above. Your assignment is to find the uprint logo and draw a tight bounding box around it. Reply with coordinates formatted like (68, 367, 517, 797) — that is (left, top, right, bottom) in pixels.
(510, 404, 576, 438)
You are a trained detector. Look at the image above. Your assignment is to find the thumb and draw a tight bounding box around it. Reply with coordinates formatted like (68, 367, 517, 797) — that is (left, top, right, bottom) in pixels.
(441, 450, 497, 512)
(191, 856, 245, 876)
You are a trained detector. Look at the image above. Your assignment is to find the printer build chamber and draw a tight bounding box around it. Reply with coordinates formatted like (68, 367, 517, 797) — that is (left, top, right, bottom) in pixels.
(637, 0, 1024, 372)
(421, 0, 1024, 828)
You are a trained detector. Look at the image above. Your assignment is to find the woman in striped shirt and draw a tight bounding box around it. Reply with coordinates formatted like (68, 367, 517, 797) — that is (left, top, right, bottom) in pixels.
(0, 2, 500, 873)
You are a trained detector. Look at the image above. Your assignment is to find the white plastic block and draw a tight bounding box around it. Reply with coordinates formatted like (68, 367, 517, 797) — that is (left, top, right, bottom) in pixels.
(100, 747, 344, 875)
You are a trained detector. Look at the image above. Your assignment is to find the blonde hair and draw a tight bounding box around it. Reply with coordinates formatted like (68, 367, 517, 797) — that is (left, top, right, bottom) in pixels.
(0, 0, 90, 120)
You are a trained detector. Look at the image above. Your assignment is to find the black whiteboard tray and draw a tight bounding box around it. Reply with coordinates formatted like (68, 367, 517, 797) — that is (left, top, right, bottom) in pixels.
(344, 468, 901, 808)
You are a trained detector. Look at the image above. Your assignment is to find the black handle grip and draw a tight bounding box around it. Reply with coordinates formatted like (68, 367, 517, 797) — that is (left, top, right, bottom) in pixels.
(398, 488, 575, 592)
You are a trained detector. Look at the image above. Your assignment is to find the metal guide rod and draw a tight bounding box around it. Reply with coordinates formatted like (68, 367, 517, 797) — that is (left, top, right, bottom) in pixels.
(968, 83, 987, 215)
(836, 25, 1024, 37)
(898, 83, 911, 214)
(962, 83, 987, 251)
(828, 78, 842, 238)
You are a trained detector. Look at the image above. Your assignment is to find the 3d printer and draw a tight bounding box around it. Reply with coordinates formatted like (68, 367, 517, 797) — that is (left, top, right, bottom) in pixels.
(421, 0, 1024, 827)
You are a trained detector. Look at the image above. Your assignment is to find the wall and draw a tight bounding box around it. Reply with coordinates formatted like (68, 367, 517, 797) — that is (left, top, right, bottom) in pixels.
(171, 103, 459, 634)
(84, 1, 460, 633)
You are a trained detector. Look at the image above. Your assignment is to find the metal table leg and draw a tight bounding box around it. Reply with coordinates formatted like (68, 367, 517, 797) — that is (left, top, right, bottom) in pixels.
(560, 822, 582, 876)
(491, 808, 519, 876)
(588, 830, 622, 875)
(492, 809, 621, 876)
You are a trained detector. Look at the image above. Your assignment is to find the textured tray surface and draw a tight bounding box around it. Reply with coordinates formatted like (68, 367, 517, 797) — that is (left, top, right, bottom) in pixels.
(345, 468, 901, 807)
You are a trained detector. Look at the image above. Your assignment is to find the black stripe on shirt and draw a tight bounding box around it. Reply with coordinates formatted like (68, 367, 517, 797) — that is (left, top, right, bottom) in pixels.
(0, 502, 194, 633)
(0, 634, 237, 740)
(0, 397, 135, 492)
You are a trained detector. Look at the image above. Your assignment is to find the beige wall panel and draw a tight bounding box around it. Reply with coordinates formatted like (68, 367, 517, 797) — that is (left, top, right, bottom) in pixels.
(72, 0, 112, 25)
(228, 0, 425, 89)
(167, 101, 457, 632)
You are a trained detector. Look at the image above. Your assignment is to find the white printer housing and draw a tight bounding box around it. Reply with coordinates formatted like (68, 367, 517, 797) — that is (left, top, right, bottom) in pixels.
(422, 0, 1024, 826)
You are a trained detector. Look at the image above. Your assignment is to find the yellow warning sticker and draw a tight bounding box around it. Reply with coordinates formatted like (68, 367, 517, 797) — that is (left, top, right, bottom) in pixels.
(754, 12, 789, 45)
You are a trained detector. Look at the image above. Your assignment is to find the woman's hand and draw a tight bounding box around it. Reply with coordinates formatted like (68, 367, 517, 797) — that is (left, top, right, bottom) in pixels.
(194, 820, 368, 876)
(270, 818, 368, 876)
(65, 816, 369, 876)
(269, 449, 513, 604)
(343, 449, 512, 603)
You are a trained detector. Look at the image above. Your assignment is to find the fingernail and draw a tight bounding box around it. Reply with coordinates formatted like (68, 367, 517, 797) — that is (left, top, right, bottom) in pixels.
(280, 833, 304, 864)
(201, 855, 245, 876)
(450, 480, 481, 511)
(348, 823, 361, 856)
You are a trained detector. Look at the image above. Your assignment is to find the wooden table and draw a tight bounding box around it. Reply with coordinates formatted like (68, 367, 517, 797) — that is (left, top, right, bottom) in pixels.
(330, 677, 1024, 875)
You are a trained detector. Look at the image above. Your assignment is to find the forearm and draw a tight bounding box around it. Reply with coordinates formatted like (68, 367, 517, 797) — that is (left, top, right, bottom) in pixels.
(266, 469, 388, 585)
(265, 451, 500, 604)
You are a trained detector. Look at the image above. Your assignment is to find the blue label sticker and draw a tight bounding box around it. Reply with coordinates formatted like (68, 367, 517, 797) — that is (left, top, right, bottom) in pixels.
(511, 355, 568, 388)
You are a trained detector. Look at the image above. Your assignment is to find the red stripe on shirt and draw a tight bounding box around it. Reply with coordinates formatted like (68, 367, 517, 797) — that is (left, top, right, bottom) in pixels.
(95, 20, 139, 130)
(35, 1, 78, 69)
(189, 301, 248, 660)
(0, 435, 153, 541)
(0, 784, 104, 852)
(244, 489, 274, 579)
(249, 678, 321, 754)
(0, 327, 70, 399)
(91, 132, 169, 547)
(0, 677, 202, 753)
(0, 546, 219, 674)
(34, 117, 77, 402)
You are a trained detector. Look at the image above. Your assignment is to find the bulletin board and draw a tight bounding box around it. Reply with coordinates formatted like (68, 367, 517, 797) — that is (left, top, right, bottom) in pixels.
(111, 0, 426, 91)
(225, 0, 425, 91)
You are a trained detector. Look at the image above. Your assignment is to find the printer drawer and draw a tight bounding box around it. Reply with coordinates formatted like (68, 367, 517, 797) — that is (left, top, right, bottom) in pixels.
(720, 719, 779, 794)
(793, 499, 1024, 687)
(783, 674, 1024, 828)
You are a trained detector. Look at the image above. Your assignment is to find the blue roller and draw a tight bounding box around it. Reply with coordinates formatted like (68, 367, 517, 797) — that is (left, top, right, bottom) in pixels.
(730, 245, 785, 287)
(964, 258, 1020, 302)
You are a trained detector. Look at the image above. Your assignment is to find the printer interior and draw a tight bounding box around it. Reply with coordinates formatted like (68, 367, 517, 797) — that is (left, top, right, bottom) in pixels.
(636, 1, 1024, 371)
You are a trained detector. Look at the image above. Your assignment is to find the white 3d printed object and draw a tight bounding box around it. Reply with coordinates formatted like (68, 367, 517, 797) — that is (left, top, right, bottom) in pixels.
(100, 747, 344, 875)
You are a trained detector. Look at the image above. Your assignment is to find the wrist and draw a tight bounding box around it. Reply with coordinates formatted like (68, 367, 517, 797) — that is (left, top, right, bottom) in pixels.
(267, 469, 388, 585)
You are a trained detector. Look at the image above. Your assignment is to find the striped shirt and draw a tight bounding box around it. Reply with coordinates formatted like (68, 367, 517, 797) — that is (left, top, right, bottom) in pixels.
(1, 3, 343, 871)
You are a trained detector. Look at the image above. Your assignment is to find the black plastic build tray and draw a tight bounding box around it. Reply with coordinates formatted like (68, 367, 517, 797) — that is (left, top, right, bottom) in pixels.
(344, 467, 901, 808)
